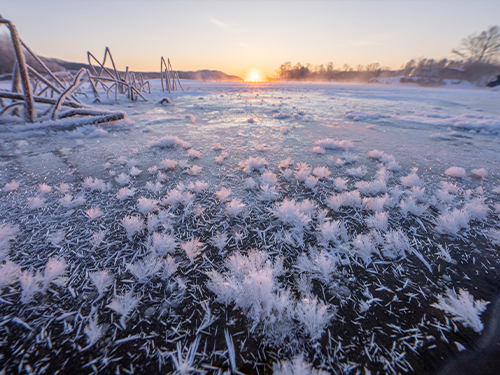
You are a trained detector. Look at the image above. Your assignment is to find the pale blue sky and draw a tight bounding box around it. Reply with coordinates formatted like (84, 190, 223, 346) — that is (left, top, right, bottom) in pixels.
(1, 1, 499, 78)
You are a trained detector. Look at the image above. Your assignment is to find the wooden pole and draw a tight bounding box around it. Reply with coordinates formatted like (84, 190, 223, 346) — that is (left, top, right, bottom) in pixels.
(7, 22, 36, 122)
(0, 92, 82, 108)
(0, 16, 36, 122)
(51, 68, 85, 119)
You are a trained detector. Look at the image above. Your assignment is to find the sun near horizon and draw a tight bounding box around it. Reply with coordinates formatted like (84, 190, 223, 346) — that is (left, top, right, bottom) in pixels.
(244, 67, 267, 83)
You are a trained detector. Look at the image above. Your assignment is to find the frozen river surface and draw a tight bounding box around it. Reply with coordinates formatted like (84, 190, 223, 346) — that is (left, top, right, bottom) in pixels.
(0, 81, 500, 374)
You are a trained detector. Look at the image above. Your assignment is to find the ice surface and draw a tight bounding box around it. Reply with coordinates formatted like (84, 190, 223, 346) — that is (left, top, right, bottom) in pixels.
(1, 80, 500, 374)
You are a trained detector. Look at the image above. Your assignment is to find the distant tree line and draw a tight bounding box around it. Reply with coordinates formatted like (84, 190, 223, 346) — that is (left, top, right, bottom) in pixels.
(275, 26, 500, 86)
(276, 61, 386, 82)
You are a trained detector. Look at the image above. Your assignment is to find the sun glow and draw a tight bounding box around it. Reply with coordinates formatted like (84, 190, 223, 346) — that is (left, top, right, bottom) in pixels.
(245, 68, 266, 82)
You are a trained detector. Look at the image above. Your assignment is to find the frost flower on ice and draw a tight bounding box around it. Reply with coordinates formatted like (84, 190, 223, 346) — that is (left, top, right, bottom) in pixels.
(145, 181, 163, 193)
(160, 158, 177, 170)
(432, 288, 488, 332)
(181, 238, 203, 263)
(295, 247, 338, 283)
(400, 197, 427, 217)
(244, 177, 257, 190)
(312, 146, 325, 154)
(127, 257, 163, 283)
(356, 179, 387, 195)
(225, 198, 245, 218)
(161, 255, 179, 279)
(162, 189, 185, 207)
(0, 261, 21, 289)
(333, 177, 348, 192)
(186, 165, 202, 176)
(261, 171, 278, 187)
(86, 206, 103, 221)
(48, 230, 66, 246)
(27, 196, 46, 210)
(149, 135, 187, 148)
(214, 151, 229, 164)
(294, 162, 311, 182)
(19, 270, 42, 303)
(0, 223, 20, 261)
(38, 183, 52, 194)
(351, 233, 379, 266)
(239, 157, 268, 174)
(215, 187, 232, 202)
(464, 198, 489, 221)
(59, 194, 85, 208)
(273, 354, 329, 375)
(89, 270, 113, 298)
(278, 157, 294, 170)
(150, 232, 177, 256)
(316, 138, 353, 150)
(116, 187, 136, 200)
(365, 211, 389, 231)
(316, 220, 348, 248)
(20, 258, 68, 303)
(121, 215, 145, 241)
(84, 313, 105, 349)
(342, 152, 356, 164)
(368, 149, 384, 159)
(304, 176, 319, 190)
(83, 177, 107, 192)
(212, 142, 223, 150)
(210, 232, 228, 253)
(187, 180, 209, 194)
(129, 166, 142, 176)
(187, 149, 201, 159)
(296, 296, 335, 341)
(42, 257, 68, 291)
(471, 167, 487, 179)
(346, 166, 367, 178)
(312, 166, 330, 179)
(272, 198, 314, 229)
(435, 209, 469, 235)
(326, 191, 361, 211)
(107, 289, 140, 329)
(206, 249, 283, 326)
(382, 230, 412, 259)
(115, 173, 130, 186)
(281, 169, 293, 181)
(401, 168, 422, 188)
(55, 183, 71, 194)
(137, 197, 158, 216)
(445, 166, 467, 178)
(3, 180, 19, 192)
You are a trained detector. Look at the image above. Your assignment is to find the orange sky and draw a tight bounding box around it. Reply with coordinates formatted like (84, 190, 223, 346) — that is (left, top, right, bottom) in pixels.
(2, 1, 500, 79)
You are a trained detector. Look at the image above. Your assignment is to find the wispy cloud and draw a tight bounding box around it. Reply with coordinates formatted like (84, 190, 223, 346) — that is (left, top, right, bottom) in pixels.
(210, 17, 240, 32)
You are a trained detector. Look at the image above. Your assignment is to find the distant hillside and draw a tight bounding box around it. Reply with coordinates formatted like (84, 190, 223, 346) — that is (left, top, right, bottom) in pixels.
(0, 36, 66, 76)
(0, 40, 243, 82)
(0, 37, 242, 82)
(55, 60, 243, 82)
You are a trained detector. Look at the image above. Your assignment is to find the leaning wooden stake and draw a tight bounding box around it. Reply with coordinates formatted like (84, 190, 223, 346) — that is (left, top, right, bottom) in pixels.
(51, 69, 86, 119)
(0, 15, 36, 122)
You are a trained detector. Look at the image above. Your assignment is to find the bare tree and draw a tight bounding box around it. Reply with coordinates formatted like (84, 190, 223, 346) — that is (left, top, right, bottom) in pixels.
(452, 26, 500, 62)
